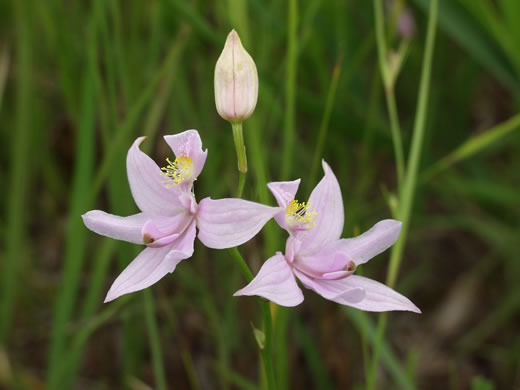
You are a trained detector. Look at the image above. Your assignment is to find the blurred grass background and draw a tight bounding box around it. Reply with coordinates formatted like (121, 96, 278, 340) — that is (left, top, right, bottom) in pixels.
(0, 0, 519, 389)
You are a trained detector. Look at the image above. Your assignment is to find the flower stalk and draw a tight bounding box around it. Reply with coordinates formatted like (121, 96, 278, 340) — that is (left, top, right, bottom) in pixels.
(232, 122, 247, 197)
(367, 0, 439, 389)
(230, 247, 276, 390)
(374, 0, 405, 189)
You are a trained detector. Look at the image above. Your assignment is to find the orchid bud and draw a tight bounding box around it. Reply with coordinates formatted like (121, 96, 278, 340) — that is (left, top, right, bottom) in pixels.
(214, 30, 258, 123)
(398, 7, 416, 39)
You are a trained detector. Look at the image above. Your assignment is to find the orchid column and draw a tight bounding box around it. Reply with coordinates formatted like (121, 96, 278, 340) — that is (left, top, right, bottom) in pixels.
(214, 29, 258, 197)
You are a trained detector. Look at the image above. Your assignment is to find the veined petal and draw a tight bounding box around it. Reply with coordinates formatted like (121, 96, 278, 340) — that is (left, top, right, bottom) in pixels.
(82, 210, 147, 244)
(196, 197, 280, 249)
(164, 130, 208, 180)
(234, 253, 304, 307)
(298, 161, 344, 256)
(267, 179, 301, 230)
(104, 220, 197, 302)
(340, 275, 421, 313)
(142, 212, 193, 248)
(127, 137, 183, 215)
(294, 269, 365, 305)
(334, 220, 402, 265)
(295, 239, 351, 276)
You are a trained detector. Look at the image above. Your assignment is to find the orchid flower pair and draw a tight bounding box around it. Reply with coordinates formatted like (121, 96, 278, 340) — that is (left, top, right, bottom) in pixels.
(83, 130, 419, 313)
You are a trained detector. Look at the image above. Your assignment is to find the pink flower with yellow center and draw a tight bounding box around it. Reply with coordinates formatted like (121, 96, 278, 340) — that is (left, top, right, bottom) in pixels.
(234, 161, 420, 313)
(83, 130, 280, 302)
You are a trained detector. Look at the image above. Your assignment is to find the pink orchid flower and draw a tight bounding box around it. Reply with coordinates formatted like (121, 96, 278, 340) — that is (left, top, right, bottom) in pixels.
(83, 130, 280, 302)
(234, 161, 420, 313)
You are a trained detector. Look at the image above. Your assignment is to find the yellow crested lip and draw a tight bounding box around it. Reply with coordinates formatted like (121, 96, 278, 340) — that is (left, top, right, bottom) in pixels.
(285, 199, 317, 231)
(160, 155, 194, 187)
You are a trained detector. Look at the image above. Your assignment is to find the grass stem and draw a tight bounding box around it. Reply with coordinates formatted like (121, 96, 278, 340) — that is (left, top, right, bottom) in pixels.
(309, 58, 342, 189)
(0, 0, 32, 344)
(368, 0, 439, 389)
(232, 122, 248, 197)
(374, 0, 405, 189)
(281, 0, 298, 180)
(144, 291, 168, 390)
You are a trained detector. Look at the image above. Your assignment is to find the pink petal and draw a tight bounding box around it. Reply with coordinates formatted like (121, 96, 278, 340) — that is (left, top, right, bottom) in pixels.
(104, 220, 197, 302)
(298, 161, 344, 256)
(294, 240, 351, 276)
(294, 269, 365, 305)
(163, 130, 208, 180)
(342, 220, 402, 265)
(196, 197, 281, 249)
(340, 275, 420, 313)
(321, 269, 355, 280)
(127, 137, 183, 216)
(284, 236, 302, 263)
(142, 212, 194, 248)
(82, 210, 148, 244)
(234, 253, 304, 307)
(267, 179, 301, 230)
(295, 219, 401, 275)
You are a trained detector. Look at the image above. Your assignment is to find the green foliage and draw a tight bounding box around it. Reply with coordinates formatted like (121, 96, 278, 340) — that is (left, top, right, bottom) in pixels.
(471, 376, 495, 390)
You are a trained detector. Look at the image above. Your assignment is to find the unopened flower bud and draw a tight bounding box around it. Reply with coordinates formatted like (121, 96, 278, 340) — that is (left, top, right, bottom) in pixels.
(214, 30, 258, 123)
(398, 7, 416, 39)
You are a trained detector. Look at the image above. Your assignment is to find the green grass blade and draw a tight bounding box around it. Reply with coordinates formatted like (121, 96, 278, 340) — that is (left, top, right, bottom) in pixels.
(143, 291, 168, 390)
(423, 113, 520, 180)
(0, 0, 33, 343)
(369, 1, 439, 389)
(387, 0, 439, 289)
(471, 376, 496, 390)
(293, 319, 334, 390)
(54, 298, 127, 385)
(499, 0, 520, 43)
(89, 38, 188, 202)
(309, 58, 342, 189)
(347, 309, 416, 390)
(281, 0, 298, 180)
(456, 0, 520, 74)
(412, 0, 518, 92)
(46, 14, 98, 388)
(374, 0, 405, 189)
(167, 0, 223, 45)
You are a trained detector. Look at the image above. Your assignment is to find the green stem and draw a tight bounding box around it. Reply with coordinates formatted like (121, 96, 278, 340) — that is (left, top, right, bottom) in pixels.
(387, 0, 438, 288)
(385, 89, 405, 189)
(228, 248, 276, 390)
(261, 302, 277, 390)
(0, 0, 32, 343)
(374, 0, 405, 189)
(368, 1, 439, 389)
(232, 122, 248, 198)
(228, 248, 253, 282)
(46, 11, 97, 387)
(281, 0, 298, 179)
(309, 59, 342, 190)
(143, 291, 168, 390)
(374, 0, 389, 88)
(232, 122, 248, 173)
(237, 172, 247, 199)
(366, 313, 387, 390)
